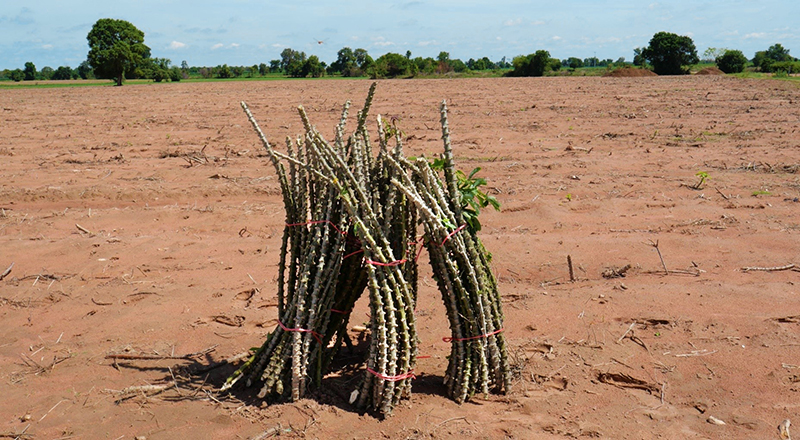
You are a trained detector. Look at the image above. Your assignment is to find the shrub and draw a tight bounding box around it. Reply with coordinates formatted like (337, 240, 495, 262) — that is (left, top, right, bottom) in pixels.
(754, 44, 793, 72)
(771, 61, 800, 74)
(715, 50, 747, 73)
(216, 64, 232, 78)
(52, 66, 74, 80)
(370, 53, 413, 78)
(509, 50, 551, 77)
(169, 66, 182, 82)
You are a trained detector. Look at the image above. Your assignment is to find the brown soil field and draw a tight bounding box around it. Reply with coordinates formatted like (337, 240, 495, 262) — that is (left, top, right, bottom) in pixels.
(2, 76, 800, 439)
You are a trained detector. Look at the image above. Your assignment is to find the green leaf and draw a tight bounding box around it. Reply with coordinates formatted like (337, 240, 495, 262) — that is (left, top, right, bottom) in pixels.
(430, 158, 446, 170)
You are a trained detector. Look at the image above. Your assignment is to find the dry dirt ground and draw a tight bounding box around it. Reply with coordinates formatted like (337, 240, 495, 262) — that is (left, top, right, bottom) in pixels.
(2, 76, 800, 439)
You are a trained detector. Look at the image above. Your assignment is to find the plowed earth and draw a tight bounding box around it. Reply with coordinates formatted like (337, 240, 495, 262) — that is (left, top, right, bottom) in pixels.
(2, 76, 800, 439)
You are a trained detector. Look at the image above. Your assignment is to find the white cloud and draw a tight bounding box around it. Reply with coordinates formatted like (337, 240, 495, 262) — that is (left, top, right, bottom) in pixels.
(417, 40, 436, 47)
(532, 20, 545, 26)
(169, 41, 187, 49)
(271, 43, 284, 48)
(210, 42, 239, 50)
(744, 32, 766, 39)
(372, 36, 394, 47)
(503, 18, 522, 26)
(552, 36, 562, 41)
(41, 44, 53, 49)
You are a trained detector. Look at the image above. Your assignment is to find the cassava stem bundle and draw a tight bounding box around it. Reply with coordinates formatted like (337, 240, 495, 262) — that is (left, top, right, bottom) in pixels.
(227, 84, 508, 416)
(226, 84, 418, 416)
(389, 100, 509, 402)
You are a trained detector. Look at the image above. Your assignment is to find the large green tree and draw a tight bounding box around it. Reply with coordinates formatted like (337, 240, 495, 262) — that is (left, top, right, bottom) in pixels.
(23, 62, 36, 80)
(641, 31, 699, 75)
(39, 66, 54, 80)
(328, 47, 355, 75)
(328, 47, 372, 76)
(280, 48, 307, 77)
(301, 55, 325, 78)
(353, 48, 373, 71)
(87, 18, 150, 86)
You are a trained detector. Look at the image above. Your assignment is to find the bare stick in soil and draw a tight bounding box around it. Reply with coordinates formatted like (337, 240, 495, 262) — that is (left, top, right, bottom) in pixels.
(75, 223, 92, 235)
(0, 262, 12, 281)
(741, 264, 795, 272)
(647, 240, 668, 274)
(567, 255, 575, 282)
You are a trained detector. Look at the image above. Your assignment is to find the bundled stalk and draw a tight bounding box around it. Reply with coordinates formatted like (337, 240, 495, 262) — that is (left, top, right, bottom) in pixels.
(223, 101, 366, 400)
(296, 103, 418, 416)
(227, 85, 506, 416)
(226, 84, 418, 416)
(389, 100, 510, 403)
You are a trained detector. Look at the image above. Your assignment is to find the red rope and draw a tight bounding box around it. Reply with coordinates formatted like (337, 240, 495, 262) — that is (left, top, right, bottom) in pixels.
(443, 328, 504, 343)
(343, 249, 364, 260)
(364, 237, 426, 267)
(366, 367, 416, 382)
(277, 320, 323, 344)
(440, 223, 467, 245)
(365, 258, 408, 267)
(413, 245, 425, 262)
(329, 308, 351, 315)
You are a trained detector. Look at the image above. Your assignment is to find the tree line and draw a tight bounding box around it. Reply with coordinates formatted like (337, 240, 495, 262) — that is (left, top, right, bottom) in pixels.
(173, 49, 513, 80)
(1, 20, 797, 84)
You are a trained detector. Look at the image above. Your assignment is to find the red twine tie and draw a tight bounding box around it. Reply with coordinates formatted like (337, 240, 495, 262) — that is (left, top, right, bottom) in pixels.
(277, 320, 323, 344)
(364, 236, 428, 267)
(443, 328, 504, 343)
(440, 223, 467, 246)
(343, 249, 365, 260)
(366, 367, 416, 382)
(365, 258, 408, 267)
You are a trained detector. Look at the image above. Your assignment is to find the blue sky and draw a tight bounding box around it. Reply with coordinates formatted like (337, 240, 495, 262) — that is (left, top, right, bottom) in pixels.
(1, 1, 797, 70)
